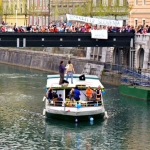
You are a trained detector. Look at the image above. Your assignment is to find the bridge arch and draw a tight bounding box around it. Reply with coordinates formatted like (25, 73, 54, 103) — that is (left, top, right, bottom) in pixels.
(113, 47, 121, 65)
(137, 47, 144, 68)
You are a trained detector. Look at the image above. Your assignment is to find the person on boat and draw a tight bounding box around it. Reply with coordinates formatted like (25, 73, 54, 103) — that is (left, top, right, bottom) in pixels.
(90, 89, 97, 102)
(57, 94, 63, 101)
(74, 86, 80, 101)
(66, 60, 75, 84)
(69, 88, 74, 101)
(59, 61, 66, 85)
(85, 86, 93, 101)
(46, 87, 53, 103)
(96, 85, 102, 100)
(52, 92, 58, 101)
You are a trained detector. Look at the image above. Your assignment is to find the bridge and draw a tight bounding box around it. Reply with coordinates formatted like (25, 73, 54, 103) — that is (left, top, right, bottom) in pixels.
(0, 32, 134, 47)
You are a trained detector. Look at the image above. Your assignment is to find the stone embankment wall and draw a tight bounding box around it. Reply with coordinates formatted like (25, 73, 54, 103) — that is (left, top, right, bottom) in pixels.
(0, 48, 121, 85)
(101, 73, 121, 86)
(0, 48, 87, 74)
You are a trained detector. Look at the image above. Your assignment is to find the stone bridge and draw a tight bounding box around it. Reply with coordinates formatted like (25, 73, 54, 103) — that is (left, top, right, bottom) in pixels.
(86, 34, 150, 75)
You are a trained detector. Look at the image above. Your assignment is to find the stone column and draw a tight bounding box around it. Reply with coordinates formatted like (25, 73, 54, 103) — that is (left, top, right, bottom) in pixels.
(101, 47, 107, 62)
(134, 44, 140, 69)
(86, 47, 91, 60)
(93, 47, 96, 60)
(96, 47, 100, 61)
(143, 45, 149, 69)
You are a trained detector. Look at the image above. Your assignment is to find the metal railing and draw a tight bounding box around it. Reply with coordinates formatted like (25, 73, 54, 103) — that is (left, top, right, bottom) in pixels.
(104, 63, 150, 86)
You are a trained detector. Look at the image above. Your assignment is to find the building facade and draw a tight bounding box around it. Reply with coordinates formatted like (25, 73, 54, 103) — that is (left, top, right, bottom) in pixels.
(1, 0, 131, 26)
(2, 0, 89, 26)
(128, 0, 150, 26)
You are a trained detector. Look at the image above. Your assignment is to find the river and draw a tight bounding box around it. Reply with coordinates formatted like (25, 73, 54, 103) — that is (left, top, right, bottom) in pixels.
(0, 63, 150, 150)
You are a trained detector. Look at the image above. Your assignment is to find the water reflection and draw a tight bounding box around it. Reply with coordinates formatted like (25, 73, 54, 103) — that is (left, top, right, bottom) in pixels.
(44, 118, 105, 149)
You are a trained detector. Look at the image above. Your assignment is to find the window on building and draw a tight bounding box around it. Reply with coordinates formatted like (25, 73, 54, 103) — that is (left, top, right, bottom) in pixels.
(40, 0, 42, 7)
(135, 0, 138, 5)
(20, 4, 22, 13)
(97, 0, 102, 5)
(143, 20, 145, 26)
(143, 0, 146, 5)
(123, 20, 126, 26)
(102, 0, 108, 6)
(34, 0, 37, 7)
(119, 0, 123, 6)
(135, 20, 138, 27)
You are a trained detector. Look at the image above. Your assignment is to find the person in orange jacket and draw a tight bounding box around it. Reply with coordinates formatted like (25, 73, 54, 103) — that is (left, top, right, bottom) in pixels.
(85, 86, 93, 101)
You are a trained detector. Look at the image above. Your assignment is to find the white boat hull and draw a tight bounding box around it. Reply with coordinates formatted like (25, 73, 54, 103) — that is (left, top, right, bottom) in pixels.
(44, 102, 105, 121)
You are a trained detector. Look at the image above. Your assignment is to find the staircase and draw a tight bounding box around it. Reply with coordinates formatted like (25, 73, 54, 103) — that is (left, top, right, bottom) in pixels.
(103, 63, 150, 87)
(120, 67, 150, 87)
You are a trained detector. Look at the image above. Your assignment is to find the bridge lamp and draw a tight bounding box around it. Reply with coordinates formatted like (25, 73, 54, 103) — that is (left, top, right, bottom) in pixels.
(15, 4, 17, 26)
(16, 10, 17, 26)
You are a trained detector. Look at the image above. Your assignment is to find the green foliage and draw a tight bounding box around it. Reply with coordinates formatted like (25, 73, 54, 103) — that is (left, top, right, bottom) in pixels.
(73, 0, 132, 19)
(102, 70, 105, 75)
(96, 0, 132, 19)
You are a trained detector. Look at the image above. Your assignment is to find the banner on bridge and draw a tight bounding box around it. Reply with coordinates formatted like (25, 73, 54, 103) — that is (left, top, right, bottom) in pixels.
(66, 14, 123, 27)
(91, 30, 108, 39)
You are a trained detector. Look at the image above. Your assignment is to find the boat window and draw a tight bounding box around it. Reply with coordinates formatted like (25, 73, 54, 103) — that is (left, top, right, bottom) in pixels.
(53, 90, 64, 100)
(80, 90, 86, 101)
(65, 89, 71, 99)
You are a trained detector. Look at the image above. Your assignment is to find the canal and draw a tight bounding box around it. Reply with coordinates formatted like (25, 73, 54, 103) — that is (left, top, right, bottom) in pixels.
(0, 63, 150, 150)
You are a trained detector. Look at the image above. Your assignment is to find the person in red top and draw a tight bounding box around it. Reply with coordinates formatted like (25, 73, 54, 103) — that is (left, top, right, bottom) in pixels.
(1, 26, 6, 32)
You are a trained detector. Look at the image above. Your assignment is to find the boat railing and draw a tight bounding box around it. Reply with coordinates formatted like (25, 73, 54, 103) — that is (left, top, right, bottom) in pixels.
(48, 100, 102, 107)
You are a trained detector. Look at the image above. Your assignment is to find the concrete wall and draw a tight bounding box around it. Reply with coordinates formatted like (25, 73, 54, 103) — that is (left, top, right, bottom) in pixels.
(0, 48, 121, 85)
(101, 74, 121, 86)
(0, 48, 88, 74)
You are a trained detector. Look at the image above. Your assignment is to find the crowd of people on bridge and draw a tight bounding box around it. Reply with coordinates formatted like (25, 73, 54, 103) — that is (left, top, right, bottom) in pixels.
(1, 21, 150, 34)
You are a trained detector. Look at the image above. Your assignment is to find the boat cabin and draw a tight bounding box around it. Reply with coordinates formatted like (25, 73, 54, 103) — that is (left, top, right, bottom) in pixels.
(45, 74, 104, 107)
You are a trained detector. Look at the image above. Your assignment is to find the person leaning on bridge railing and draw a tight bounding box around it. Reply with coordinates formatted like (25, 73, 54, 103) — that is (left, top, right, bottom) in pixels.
(3, 21, 150, 34)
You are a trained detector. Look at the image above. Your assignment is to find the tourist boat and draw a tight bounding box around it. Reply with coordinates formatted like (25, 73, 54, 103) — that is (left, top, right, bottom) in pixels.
(42, 74, 108, 121)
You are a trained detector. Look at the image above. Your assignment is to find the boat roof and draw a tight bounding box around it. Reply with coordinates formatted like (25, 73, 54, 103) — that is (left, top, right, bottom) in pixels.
(46, 74, 104, 89)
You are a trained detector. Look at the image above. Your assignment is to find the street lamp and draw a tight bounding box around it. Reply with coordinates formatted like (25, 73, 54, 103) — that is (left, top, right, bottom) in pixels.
(24, 4, 27, 26)
(15, 4, 17, 26)
(48, 0, 51, 25)
(16, 9, 17, 26)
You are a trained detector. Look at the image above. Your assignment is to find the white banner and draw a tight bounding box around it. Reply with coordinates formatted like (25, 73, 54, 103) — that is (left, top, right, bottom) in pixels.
(66, 14, 123, 27)
(91, 30, 108, 39)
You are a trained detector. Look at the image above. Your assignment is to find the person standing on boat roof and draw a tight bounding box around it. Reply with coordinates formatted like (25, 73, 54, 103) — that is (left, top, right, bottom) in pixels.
(74, 86, 80, 101)
(66, 60, 75, 84)
(59, 61, 66, 85)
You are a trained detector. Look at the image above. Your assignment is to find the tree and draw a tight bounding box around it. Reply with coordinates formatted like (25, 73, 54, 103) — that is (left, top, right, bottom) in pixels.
(73, 0, 132, 19)
(0, 0, 2, 23)
(96, 0, 132, 19)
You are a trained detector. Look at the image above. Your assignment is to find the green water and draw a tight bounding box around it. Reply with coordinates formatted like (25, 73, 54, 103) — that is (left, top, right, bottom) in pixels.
(0, 63, 150, 150)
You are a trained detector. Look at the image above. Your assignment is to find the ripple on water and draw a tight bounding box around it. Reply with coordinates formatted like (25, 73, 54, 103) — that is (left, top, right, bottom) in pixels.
(1, 65, 150, 149)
